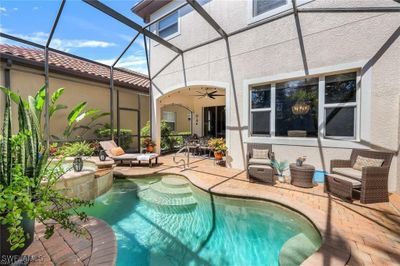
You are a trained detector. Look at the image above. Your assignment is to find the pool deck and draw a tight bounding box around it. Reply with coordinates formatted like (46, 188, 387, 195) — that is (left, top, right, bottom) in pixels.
(114, 155, 400, 266)
(21, 154, 400, 266)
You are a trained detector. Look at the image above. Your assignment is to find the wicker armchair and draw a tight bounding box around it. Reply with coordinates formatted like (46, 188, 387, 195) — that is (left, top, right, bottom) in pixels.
(330, 149, 393, 203)
(246, 145, 275, 184)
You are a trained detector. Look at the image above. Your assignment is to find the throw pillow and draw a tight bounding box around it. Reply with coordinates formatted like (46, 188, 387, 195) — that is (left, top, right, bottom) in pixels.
(252, 149, 269, 159)
(111, 147, 125, 156)
(353, 155, 384, 171)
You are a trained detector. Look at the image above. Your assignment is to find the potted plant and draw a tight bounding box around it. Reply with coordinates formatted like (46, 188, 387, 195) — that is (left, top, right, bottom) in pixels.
(0, 89, 91, 256)
(272, 160, 289, 182)
(208, 138, 227, 160)
(142, 137, 155, 153)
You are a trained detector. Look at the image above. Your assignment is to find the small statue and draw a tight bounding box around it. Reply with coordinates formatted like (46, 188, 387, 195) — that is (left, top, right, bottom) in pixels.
(296, 156, 306, 167)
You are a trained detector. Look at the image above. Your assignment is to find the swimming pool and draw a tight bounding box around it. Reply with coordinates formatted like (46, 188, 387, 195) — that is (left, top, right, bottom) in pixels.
(82, 175, 321, 266)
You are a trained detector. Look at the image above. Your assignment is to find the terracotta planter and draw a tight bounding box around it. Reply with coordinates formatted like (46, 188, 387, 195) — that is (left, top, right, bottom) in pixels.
(146, 145, 154, 153)
(214, 151, 223, 160)
(0, 214, 35, 256)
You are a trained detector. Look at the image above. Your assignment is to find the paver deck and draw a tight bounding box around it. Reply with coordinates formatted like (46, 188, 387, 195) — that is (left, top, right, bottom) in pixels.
(114, 154, 400, 266)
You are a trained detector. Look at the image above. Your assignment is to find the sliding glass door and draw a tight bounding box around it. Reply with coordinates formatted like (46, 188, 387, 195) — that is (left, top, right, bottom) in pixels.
(203, 106, 225, 138)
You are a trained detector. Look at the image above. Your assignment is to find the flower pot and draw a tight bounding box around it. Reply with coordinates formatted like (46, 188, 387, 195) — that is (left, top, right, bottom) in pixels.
(0, 214, 35, 256)
(146, 145, 154, 153)
(214, 151, 223, 160)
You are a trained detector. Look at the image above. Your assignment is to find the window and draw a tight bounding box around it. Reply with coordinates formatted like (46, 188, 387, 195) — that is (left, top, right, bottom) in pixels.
(250, 85, 271, 135)
(253, 0, 287, 16)
(248, 71, 358, 139)
(324, 73, 357, 138)
(276, 78, 319, 137)
(163, 111, 176, 131)
(158, 11, 179, 39)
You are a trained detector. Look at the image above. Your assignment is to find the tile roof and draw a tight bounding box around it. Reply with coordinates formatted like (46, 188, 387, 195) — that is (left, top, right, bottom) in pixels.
(0, 44, 150, 92)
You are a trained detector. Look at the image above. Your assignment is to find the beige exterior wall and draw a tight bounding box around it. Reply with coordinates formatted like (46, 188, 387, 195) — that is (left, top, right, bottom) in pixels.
(148, 0, 400, 192)
(0, 63, 149, 148)
(161, 105, 191, 133)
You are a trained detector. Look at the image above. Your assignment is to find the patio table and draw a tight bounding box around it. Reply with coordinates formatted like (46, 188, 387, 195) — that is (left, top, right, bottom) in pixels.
(289, 163, 315, 188)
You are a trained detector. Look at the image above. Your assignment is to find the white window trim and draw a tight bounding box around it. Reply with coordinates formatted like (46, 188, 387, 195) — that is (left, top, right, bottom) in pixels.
(156, 10, 181, 41)
(249, 86, 272, 136)
(247, 0, 313, 25)
(243, 61, 368, 149)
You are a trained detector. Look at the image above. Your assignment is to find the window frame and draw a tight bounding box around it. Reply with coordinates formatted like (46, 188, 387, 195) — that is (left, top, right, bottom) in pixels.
(249, 85, 272, 136)
(248, 70, 360, 140)
(157, 10, 180, 40)
(162, 111, 177, 131)
(248, 0, 313, 24)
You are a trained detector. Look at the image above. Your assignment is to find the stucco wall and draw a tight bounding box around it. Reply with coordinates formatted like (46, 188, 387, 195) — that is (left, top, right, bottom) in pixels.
(0, 63, 150, 144)
(148, 0, 400, 192)
(161, 105, 191, 133)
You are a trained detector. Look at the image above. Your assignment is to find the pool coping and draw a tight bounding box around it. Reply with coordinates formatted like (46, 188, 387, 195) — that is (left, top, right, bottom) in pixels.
(118, 170, 351, 266)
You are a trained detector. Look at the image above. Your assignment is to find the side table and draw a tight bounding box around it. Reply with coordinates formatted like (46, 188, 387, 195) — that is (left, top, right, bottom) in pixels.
(289, 163, 315, 188)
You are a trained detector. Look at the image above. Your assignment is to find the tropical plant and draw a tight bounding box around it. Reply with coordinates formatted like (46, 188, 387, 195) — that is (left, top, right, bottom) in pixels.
(0, 92, 91, 253)
(141, 120, 175, 151)
(208, 138, 227, 153)
(271, 160, 289, 177)
(95, 124, 133, 150)
(55, 141, 95, 157)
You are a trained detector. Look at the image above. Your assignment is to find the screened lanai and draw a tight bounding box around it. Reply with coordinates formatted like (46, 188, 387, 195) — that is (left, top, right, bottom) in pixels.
(1, 0, 399, 152)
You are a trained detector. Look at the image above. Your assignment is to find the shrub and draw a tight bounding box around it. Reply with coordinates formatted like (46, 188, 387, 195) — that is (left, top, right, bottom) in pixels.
(56, 141, 95, 157)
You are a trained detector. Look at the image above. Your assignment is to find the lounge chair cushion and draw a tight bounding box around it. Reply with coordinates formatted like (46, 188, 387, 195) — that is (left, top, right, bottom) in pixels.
(111, 154, 138, 160)
(352, 156, 384, 171)
(248, 158, 272, 166)
(332, 167, 362, 181)
(111, 147, 125, 156)
(328, 174, 362, 188)
(252, 149, 269, 159)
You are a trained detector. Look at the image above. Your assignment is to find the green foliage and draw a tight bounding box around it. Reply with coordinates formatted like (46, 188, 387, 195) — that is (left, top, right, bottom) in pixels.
(55, 141, 95, 157)
(141, 137, 155, 148)
(95, 124, 132, 150)
(140, 120, 175, 150)
(0, 88, 91, 251)
(271, 160, 289, 176)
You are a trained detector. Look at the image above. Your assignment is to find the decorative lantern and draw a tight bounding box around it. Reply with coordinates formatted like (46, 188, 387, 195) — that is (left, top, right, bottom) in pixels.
(99, 150, 107, 161)
(291, 102, 310, 115)
(73, 156, 83, 172)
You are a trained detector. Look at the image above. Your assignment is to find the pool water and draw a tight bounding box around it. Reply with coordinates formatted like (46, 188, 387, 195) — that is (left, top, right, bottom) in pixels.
(81, 175, 321, 266)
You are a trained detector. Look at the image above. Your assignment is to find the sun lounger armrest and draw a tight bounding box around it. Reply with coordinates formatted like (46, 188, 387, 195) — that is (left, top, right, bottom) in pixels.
(330, 160, 351, 172)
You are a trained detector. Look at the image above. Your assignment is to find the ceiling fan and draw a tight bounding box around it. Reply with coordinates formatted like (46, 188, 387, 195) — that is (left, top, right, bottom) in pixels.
(190, 88, 225, 99)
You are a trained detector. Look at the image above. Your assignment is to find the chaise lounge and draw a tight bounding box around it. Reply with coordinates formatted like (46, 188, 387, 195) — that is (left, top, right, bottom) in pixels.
(325, 149, 393, 203)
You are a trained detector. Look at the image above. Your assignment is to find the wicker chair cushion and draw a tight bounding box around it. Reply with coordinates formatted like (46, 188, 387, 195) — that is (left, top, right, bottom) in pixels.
(249, 158, 272, 165)
(332, 167, 362, 181)
(252, 149, 269, 159)
(353, 156, 384, 171)
(328, 174, 362, 188)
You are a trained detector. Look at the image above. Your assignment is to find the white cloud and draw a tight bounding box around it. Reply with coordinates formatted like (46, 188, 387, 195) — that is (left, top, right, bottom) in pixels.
(0, 7, 6, 13)
(11, 32, 116, 51)
(32, 7, 39, 11)
(96, 53, 148, 74)
(13, 7, 18, 11)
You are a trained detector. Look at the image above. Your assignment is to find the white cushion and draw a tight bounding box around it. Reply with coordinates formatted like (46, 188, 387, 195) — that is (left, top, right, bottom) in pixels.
(332, 167, 362, 181)
(252, 149, 269, 159)
(249, 158, 271, 166)
(353, 156, 384, 171)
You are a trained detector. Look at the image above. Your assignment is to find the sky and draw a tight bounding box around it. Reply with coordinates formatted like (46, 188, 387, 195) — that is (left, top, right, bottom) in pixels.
(0, 0, 149, 74)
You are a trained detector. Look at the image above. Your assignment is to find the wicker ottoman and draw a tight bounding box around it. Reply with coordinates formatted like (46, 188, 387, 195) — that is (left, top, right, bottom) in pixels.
(289, 163, 315, 188)
(248, 165, 275, 184)
(324, 174, 361, 202)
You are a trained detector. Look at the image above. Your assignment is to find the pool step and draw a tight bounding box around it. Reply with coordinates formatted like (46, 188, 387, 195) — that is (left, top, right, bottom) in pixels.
(138, 189, 197, 213)
(161, 176, 190, 188)
(150, 181, 193, 198)
(279, 233, 319, 266)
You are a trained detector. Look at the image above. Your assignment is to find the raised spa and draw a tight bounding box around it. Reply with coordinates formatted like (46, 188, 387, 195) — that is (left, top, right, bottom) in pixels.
(81, 174, 321, 266)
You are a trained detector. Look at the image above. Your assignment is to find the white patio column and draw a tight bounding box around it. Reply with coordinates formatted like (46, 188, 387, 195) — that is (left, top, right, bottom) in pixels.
(152, 94, 161, 154)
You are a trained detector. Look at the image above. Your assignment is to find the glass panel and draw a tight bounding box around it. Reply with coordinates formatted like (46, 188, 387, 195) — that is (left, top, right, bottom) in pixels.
(203, 107, 216, 137)
(325, 107, 355, 137)
(165, 122, 176, 132)
(275, 78, 319, 137)
(325, 72, 357, 104)
(251, 85, 271, 109)
(159, 24, 179, 39)
(163, 111, 176, 122)
(119, 109, 139, 152)
(159, 11, 179, 30)
(216, 106, 226, 138)
(253, 0, 287, 16)
(251, 111, 270, 135)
